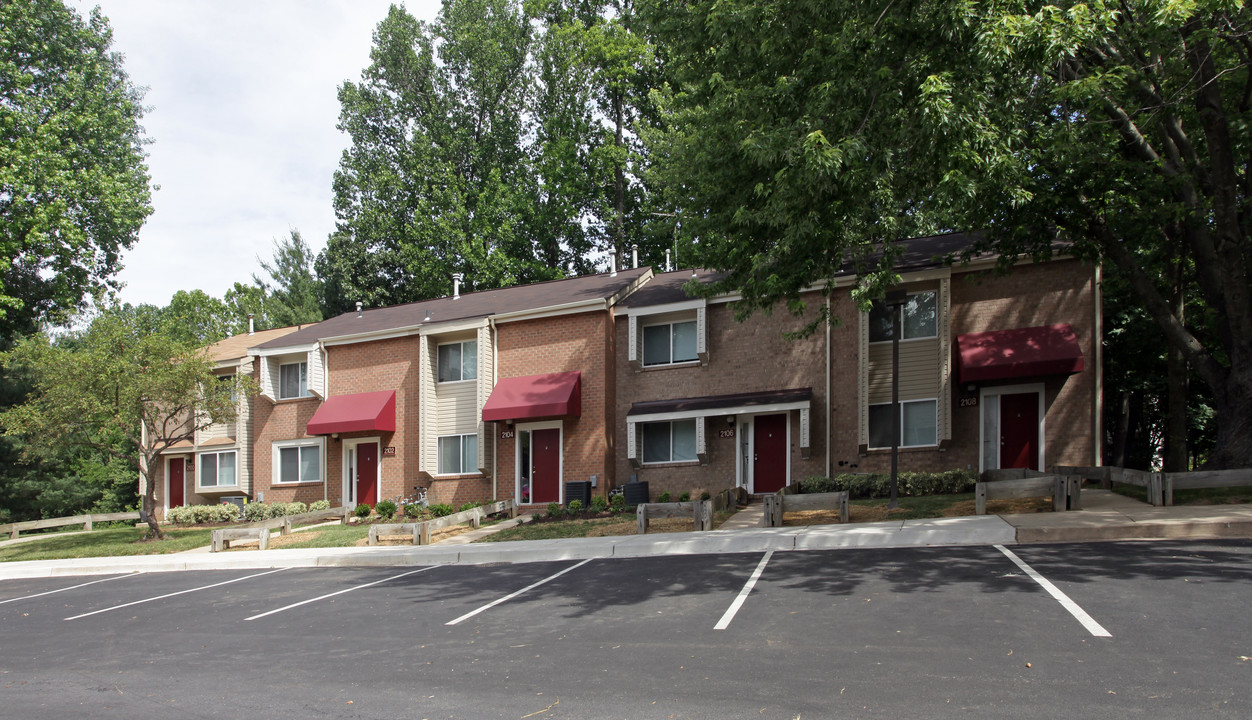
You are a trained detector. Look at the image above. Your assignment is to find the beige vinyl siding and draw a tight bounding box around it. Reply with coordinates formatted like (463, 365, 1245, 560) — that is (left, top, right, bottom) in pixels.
(434, 380, 478, 436)
(867, 339, 940, 403)
(474, 324, 493, 471)
(419, 336, 437, 474)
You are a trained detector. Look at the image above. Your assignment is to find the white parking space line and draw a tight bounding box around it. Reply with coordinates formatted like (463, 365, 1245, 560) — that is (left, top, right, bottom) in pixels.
(995, 544, 1112, 638)
(0, 572, 138, 606)
(446, 559, 593, 626)
(245, 566, 436, 621)
(64, 568, 290, 621)
(715, 550, 772, 630)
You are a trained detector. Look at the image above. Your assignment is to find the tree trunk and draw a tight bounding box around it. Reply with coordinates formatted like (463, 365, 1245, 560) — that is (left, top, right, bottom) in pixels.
(140, 460, 164, 540)
(1164, 264, 1189, 472)
(1207, 366, 1252, 469)
(1111, 390, 1131, 468)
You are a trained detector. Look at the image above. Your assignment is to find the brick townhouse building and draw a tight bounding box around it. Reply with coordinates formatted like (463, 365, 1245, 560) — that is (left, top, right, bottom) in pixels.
(146, 233, 1101, 515)
(616, 233, 1101, 499)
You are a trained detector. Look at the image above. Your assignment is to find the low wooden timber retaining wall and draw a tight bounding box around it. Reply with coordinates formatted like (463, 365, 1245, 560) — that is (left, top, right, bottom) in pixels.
(1053, 465, 1252, 506)
(762, 487, 849, 527)
(368, 500, 517, 546)
(210, 506, 351, 552)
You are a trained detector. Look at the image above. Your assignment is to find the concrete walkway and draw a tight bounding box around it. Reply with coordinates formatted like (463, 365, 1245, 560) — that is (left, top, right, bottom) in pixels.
(2, 491, 1249, 580)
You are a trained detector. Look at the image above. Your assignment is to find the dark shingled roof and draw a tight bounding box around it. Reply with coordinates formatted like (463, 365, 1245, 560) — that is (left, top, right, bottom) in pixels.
(254, 267, 651, 350)
(621, 231, 984, 309)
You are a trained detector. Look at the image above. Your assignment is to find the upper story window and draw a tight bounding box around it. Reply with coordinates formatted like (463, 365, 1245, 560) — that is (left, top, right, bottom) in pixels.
(199, 450, 237, 488)
(279, 361, 309, 399)
(643, 320, 698, 366)
(869, 291, 938, 342)
(438, 340, 478, 383)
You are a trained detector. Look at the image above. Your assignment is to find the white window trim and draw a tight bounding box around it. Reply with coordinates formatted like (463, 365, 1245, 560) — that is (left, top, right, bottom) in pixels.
(272, 438, 325, 485)
(868, 290, 939, 344)
(436, 340, 478, 384)
(978, 383, 1046, 473)
(278, 360, 311, 400)
(342, 436, 381, 507)
(868, 398, 940, 450)
(435, 433, 479, 476)
(735, 413, 794, 495)
(639, 418, 701, 465)
(515, 420, 563, 504)
(628, 303, 708, 369)
(197, 449, 239, 491)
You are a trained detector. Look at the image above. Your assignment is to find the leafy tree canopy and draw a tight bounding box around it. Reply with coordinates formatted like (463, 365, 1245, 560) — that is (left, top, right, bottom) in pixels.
(643, 0, 1252, 466)
(0, 0, 152, 342)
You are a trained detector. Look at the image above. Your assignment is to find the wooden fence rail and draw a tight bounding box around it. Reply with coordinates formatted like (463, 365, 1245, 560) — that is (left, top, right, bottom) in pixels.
(236, 506, 352, 535)
(1, 511, 141, 540)
(369, 500, 516, 546)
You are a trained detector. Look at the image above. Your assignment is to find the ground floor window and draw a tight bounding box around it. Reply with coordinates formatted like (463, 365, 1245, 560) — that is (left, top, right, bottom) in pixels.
(199, 450, 237, 488)
(274, 440, 322, 484)
(868, 399, 938, 449)
(642, 419, 698, 463)
(438, 433, 477, 475)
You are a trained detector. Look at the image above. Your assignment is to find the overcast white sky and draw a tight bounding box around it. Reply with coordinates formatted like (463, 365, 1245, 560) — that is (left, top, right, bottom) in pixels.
(71, 0, 443, 309)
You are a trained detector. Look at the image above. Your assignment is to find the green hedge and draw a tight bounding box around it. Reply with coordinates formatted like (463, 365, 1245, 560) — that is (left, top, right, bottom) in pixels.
(798, 470, 977, 499)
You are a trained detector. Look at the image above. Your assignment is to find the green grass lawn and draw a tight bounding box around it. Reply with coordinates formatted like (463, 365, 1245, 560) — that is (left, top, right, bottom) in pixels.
(478, 515, 636, 542)
(0, 526, 215, 563)
(270, 523, 370, 548)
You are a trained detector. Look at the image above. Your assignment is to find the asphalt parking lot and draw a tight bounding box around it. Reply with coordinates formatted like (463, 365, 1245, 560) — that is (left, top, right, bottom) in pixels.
(2, 539, 1250, 719)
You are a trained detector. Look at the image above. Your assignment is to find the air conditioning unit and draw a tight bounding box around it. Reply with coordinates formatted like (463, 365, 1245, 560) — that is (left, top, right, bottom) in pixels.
(220, 496, 246, 510)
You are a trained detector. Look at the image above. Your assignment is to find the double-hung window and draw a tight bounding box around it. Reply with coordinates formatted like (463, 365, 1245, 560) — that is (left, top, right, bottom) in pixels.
(869, 291, 938, 342)
(437, 340, 478, 382)
(641, 419, 698, 463)
(275, 440, 322, 484)
(199, 450, 237, 488)
(279, 361, 309, 399)
(438, 434, 478, 474)
(868, 399, 938, 449)
(643, 320, 698, 366)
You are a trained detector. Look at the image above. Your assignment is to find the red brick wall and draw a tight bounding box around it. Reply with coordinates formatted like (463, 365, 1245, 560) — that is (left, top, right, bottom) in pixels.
(494, 311, 615, 508)
(614, 295, 829, 499)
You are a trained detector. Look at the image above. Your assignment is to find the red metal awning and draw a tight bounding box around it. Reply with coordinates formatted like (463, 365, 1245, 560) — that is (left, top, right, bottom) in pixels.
(482, 372, 581, 422)
(306, 390, 396, 435)
(957, 324, 1085, 383)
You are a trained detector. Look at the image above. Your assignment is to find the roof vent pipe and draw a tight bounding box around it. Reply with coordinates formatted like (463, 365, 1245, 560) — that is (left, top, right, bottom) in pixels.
(452, 272, 464, 299)
(355, 301, 362, 318)
(665, 248, 672, 272)
(631, 244, 638, 269)
(610, 252, 617, 277)
(248, 314, 254, 335)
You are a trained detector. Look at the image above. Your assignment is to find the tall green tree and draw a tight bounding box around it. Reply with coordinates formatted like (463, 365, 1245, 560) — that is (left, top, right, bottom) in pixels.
(644, 0, 1252, 467)
(254, 231, 322, 327)
(0, 308, 250, 538)
(0, 0, 152, 341)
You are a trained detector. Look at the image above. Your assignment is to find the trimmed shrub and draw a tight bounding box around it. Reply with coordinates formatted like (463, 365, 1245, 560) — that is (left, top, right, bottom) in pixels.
(242, 502, 269, 522)
(657, 491, 671, 503)
(218, 504, 241, 522)
(286, 501, 308, 515)
(428, 503, 455, 517)
(799, 470, 978, 499)
(165, 506, 194, 524)
(568, 499, 583, 513)
(353, 503, 372, 518)
(458, 502, 480, 513)
(546, 502, 562, 518)
(610, 493, 625, 511)
(309, 500, 331, 512)
(700, 491, 711, 501)
(404, 503, 424, 519)
(375, 499, 398, 520)
(267, 502, 292, 519)
(590, 495, 608, 513)
(678, 492, 691, 502)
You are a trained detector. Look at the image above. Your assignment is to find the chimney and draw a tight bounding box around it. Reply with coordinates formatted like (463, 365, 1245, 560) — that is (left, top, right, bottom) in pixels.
(631, 244, 638, 269)
(356, 301, 363, 318)
(665, 249, 672, 272)
(247, 314, 254, 335)
(610, 253, 617, 277)
(452, 272, 464, 299)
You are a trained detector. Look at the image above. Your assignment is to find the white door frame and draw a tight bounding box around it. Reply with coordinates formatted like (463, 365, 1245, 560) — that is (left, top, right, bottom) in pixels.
(736, 412, 792, 494)
(515, 420, 563, 504)
(342, 436, 381, 506)
(978, 383, 1045, 473)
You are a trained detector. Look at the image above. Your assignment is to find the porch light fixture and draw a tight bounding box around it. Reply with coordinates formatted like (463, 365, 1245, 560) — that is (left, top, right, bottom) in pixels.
(884, 288, 909, 510)
(726, 415, 736, 425)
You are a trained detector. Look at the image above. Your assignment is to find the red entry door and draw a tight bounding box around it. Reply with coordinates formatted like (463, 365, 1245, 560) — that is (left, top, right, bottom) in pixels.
(753, 414, 788, 493)
(168, 458, 185, 508)
(356, 442, 379, 505)
(531, 428, 561, 504)
(1000, 393, 1040, 470)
